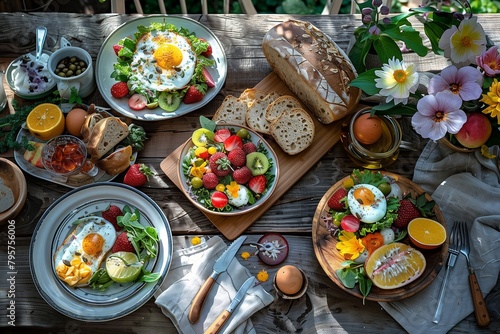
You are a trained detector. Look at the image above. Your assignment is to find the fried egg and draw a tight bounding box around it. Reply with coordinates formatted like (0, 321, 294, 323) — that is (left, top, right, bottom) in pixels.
(130, 30, 196, 91)
(347, 184, 387, 224)
(54, 217, 117, 287)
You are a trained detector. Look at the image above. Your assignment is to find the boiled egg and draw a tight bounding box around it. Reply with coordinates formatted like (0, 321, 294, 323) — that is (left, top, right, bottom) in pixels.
(54, 216, 117, 287)
(130, 30, 196, 92)
(347, 184, 387, 224)
(65, 107, 88, 137)
(275, 265, 304, 295)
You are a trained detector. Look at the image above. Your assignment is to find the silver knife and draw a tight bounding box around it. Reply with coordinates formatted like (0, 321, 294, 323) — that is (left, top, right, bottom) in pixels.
(204, 276, 256, 334)
(188, 235, 247, 323)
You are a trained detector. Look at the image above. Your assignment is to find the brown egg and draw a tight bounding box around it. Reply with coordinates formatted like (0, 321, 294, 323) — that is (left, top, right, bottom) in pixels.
(65, 108, 88, 137)
(353, 113, 383, 145)
(275, 265, 304, 295)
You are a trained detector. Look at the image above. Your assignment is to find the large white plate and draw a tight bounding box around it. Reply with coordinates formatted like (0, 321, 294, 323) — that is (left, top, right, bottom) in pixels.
(30, 183, 173, 321)
(96, 15, 227, 121)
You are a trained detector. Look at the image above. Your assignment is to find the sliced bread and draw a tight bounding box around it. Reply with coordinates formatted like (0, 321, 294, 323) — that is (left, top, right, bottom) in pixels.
(238, 88, 268, 107)
(244, 91, 281, 134)
(265, 95, 303, 123)
(86, 117, 129, 161)
(270, 107, 315, 155)
(212, 95, 248, 126)
(81, 112, 105, 143)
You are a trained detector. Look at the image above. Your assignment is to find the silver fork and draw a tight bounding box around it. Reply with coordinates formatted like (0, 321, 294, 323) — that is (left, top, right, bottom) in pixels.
(432, 221, 460, 323)
(457, 221, 491, 327)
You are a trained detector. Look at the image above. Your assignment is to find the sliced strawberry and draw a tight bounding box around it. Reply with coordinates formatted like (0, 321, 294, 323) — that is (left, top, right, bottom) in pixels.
(224, 135, 243, 151)
(211, 191, 228, 209)
(248, 175, 266, 194)
(113, 44, 123, 56)
(128, 93, 147, 111)
(202, 67, 215, 88)
(327, 188, 348, 211)
(341, 215, 360, 232)
(214, 129, 231, 143)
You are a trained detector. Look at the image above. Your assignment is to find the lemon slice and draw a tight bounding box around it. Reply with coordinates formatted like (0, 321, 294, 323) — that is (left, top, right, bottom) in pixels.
(105, 251, 142, 283)
(26, 103, 65, 141)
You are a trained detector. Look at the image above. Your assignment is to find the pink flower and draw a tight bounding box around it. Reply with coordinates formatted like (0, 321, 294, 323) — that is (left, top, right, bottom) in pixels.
(476, 46, 500, 77)
(428, 65, 483, 101)
(411, 91, 467, 140)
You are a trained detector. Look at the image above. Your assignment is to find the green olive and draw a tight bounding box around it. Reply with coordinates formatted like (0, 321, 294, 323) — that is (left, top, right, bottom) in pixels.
(236, 128, 250, 139)
(378, 182, 392, 196)
(191, 177, 203, 189)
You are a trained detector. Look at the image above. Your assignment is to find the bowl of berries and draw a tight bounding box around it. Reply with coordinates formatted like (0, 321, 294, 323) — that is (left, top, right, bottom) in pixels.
(178, 117, 279, 216)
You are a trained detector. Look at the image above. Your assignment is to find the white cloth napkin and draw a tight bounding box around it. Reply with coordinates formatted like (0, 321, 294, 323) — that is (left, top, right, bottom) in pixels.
(154, 236, 274, 334)
(380, 140, 500, 333)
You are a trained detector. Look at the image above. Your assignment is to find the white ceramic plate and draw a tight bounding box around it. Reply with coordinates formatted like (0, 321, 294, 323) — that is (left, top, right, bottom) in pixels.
(95, 15, 227, 121)
(30, 183, 173, 321)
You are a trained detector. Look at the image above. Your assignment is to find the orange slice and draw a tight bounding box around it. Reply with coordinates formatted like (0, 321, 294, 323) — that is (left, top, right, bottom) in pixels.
(407, 218, 446, 250)
(26, 103, 65, 141)
(364, 242, 426, 289)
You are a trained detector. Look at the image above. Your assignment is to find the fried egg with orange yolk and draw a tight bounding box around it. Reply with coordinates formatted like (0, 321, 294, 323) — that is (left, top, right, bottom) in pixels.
(347, 184, 387, 224)
(131, 30, 196, 91)
(54, 217, 116, 287)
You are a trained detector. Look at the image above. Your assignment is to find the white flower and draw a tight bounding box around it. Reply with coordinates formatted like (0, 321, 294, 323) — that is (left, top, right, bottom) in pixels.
(375, 57, 419, 105)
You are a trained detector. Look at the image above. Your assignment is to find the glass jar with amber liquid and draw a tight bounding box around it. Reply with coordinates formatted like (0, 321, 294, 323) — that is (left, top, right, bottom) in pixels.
(341, 108, 402, 169)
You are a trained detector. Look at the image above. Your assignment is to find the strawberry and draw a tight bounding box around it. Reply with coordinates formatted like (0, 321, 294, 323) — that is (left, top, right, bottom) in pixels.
(123, 163, 153, 187)
(128, 93, 147, 111)
(227, 148, 246, 167)
(340, 215, 360, 232)
(202, 67, 215, 88)
(214, 129, 231, 143)
(200, 38, 213, 57)
(183, 84, 207, 104)
(327, 188, 348, 211)
(112, 44, 123, 56)
(224, 135, 243, 151)
(211, 191, 228, 209)
(202, 172, 219, 189)
(242, 142, 257, 155)
(209, 152, 231, 176)
(394, 199, 420, 228)
(112, 232, 135, 253)
(232, 166, 253, 184)
(110, 82, 129, 98)
(248, 175, 266, 194)
(102, 205, 123, 231)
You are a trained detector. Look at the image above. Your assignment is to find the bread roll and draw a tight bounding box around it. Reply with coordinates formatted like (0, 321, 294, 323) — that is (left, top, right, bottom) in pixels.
(262, 19, 361, 124)
(96, 145, 133, 176)
(86, 117, 129, 160)
(270, 108, 315, 155)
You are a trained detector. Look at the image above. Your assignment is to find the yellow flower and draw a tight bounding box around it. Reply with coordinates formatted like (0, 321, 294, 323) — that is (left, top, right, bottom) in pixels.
(336, 231, 365, 260)
(190, 161, 207, 178)
(241, 251, 251, 260)
(481, 145, 497, 159)
(256, 269, 269, 282)
(480, 78, 500, 124)
(226, 181, 240, 198)
(216, 184, 225, 192)
(445, 17, 486, 66)
(191, 236, 202, 246)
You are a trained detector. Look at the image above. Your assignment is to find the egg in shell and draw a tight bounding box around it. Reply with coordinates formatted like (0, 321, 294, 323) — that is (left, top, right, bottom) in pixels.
(54, 216, 117, 287)
(130, 30, 196, 92)
(347, 184, 387, 223)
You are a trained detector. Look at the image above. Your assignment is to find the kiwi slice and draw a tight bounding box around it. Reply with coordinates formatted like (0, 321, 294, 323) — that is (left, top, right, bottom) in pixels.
(192, 128, 215, 147)
(158, 91, 182, 111)
(246, 152, 269, 175)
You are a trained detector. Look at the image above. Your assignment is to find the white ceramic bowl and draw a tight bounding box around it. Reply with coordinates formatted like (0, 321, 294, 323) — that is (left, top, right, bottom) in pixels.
(178, 124, 279, 216)
(0, 158, 27, 223)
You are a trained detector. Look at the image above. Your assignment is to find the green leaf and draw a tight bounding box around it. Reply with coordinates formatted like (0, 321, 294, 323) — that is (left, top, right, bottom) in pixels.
(373, 35, 403, 64)
(385, 26, 428, 57)
(336, 268, 358, 289)
(200, 115, 216, 131)
(350, 69, 380, 95)
(372, 103, 418, 116)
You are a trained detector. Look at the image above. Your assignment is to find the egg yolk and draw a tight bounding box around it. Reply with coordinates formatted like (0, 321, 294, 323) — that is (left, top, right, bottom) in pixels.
(82, 233, 105, 256)
(353, 187, 375, 206)
(154, 44, 183, 69)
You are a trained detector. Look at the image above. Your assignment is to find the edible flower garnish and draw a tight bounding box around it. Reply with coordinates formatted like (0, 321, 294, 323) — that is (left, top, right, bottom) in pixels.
(257, 269, 269, 282)
(226, 181, 240, 198)
(362, 232, 385, 254)
(336, 231, 365, 260)
(190, 161, 207, 178)
(241, 251, 251, 260)
(191, 236, 202, 246)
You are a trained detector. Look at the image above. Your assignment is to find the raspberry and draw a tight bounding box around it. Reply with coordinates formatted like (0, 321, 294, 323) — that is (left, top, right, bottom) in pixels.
(227, 148, 246, 167)
(202, 172, 219, 189)
(110, 82, 129, 98)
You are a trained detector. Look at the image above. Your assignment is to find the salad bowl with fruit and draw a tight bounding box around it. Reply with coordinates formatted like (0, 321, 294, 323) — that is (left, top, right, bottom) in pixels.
(312, 170, 448, 302)
(178, 117, 279, 216)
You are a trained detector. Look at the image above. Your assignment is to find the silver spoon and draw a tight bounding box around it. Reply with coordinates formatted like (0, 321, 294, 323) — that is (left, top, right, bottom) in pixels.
(35, 26, 47, 61)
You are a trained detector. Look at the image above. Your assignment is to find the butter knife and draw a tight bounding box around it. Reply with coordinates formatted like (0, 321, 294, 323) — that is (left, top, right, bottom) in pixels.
(204, 276, 256, 334)
(188, 235, 247, 323)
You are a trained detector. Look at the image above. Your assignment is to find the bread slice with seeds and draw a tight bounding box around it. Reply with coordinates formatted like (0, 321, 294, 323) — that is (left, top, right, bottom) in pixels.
(270, 107, 315, 155)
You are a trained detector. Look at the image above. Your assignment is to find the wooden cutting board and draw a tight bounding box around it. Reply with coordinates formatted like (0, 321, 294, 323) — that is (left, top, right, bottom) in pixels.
(161, 72, 357, 240)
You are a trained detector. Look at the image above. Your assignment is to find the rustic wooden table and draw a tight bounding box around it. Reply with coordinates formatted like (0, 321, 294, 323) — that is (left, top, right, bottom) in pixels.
(0, 12, 498, 333)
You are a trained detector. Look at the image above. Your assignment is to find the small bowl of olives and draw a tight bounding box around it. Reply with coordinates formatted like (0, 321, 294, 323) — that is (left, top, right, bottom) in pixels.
(48, 45, 96, 99)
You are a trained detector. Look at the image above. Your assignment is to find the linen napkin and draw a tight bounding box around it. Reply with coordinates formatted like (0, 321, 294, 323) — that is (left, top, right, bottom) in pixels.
(154, 236, 274, 334)
(380, 140, 500, 333)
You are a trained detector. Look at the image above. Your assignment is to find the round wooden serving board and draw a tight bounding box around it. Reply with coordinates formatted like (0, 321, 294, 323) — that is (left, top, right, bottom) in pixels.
(312, 171, 449, 302)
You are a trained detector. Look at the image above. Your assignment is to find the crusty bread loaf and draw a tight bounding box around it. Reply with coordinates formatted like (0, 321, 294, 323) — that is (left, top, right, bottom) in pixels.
(265, 95, 303, 123)
(270, 107, 315, 155)
(81, 112, 105, 142)
(212, 95, 248, 126)
(245, 91, 281, 134)
(262, 19, 361, 124)
(96, 145, 132, 176)
(86, 117, 129, 161)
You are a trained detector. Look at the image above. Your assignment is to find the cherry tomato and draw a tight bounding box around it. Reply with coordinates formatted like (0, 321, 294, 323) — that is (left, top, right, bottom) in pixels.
(341, 215, 360, 232)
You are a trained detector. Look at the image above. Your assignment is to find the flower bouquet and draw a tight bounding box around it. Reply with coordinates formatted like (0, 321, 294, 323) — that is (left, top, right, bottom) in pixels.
(349, 0, 500, 156)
